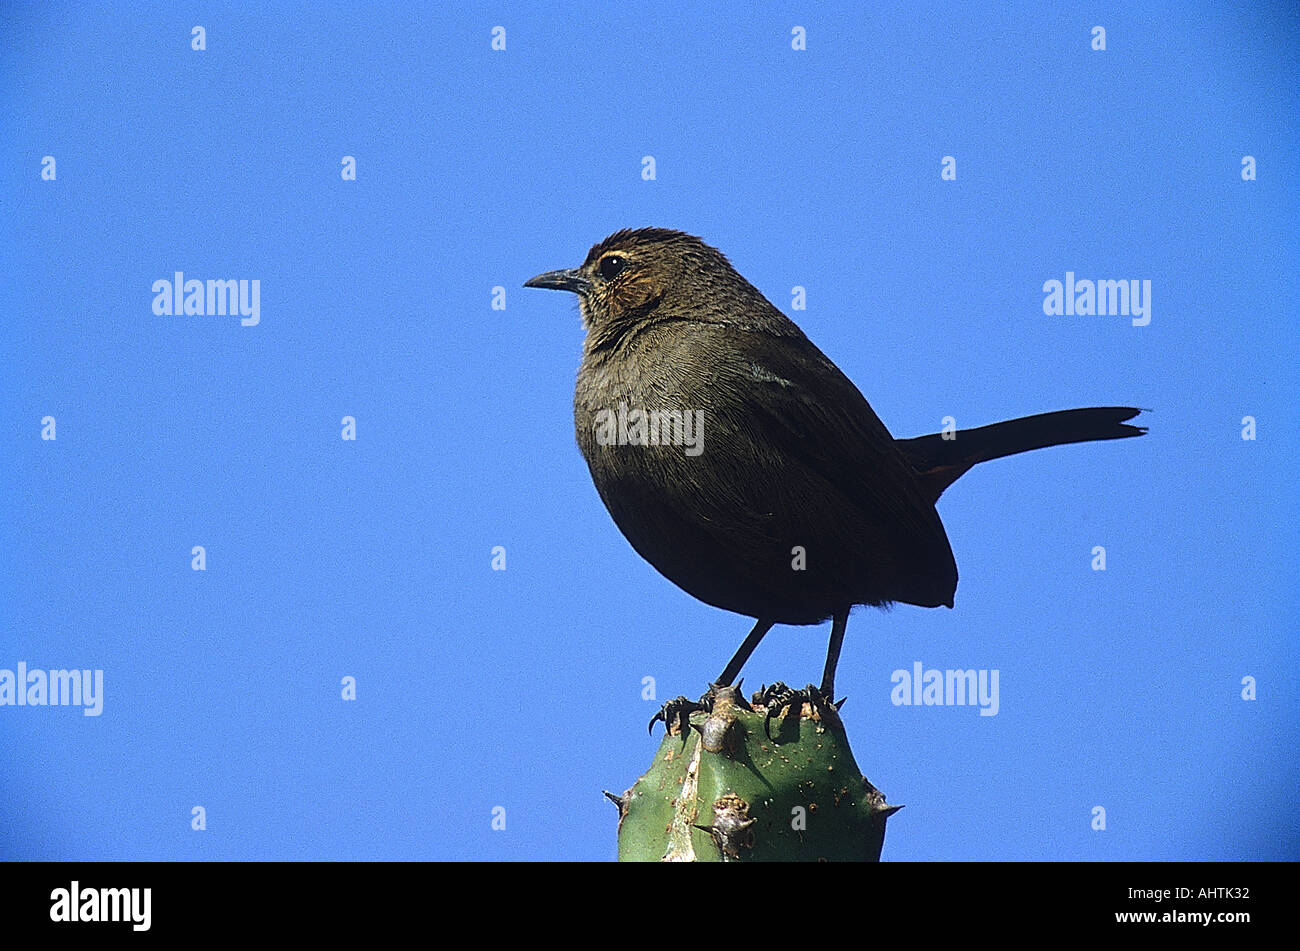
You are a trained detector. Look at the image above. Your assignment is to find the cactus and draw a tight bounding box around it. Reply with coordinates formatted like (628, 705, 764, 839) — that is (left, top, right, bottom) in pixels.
(608, 684, 901, 861)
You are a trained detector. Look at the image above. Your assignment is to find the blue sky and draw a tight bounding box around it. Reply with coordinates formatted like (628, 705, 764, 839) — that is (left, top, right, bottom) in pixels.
(1, 1, 1296, 861)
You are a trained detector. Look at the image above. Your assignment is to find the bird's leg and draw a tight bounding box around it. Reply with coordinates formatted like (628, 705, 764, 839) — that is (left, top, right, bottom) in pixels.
(715, 618, 775, 686)
(649, 618, 774, 741)
(755, 610, 850, 739)
(820, 608, 849, 699)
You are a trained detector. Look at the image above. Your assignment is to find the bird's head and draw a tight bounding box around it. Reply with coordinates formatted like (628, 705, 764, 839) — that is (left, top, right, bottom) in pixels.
(524, 228, 766, 339)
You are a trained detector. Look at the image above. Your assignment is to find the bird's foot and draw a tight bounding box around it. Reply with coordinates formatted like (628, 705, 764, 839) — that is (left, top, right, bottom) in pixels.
(754, 682, 842, 739)
(649, 682, 751, 744)
(649, 694, 712, 743)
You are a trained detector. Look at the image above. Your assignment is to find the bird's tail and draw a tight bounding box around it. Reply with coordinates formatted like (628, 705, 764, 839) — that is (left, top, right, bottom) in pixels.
(896, 407, 1147, 501)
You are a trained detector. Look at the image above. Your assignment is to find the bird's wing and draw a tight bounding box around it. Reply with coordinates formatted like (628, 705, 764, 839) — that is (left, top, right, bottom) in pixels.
(697, 322, 957, 605)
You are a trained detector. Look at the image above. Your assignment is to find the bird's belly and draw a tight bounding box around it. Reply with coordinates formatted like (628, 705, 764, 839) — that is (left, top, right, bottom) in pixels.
(577, 429, 890, 624)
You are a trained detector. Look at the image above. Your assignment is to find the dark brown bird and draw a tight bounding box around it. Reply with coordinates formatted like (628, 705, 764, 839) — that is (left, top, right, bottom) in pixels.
(525, 228, 1144, 716)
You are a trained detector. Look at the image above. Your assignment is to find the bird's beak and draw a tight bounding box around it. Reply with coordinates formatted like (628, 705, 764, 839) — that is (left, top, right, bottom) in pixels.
(524, 268, 591, 295)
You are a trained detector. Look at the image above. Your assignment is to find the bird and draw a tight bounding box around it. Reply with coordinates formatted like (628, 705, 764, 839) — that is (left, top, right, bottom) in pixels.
(525, 228, 1145, 726)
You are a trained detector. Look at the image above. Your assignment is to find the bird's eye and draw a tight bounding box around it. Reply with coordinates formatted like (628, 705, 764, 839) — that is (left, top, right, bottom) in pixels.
(598, 255, 627, 280)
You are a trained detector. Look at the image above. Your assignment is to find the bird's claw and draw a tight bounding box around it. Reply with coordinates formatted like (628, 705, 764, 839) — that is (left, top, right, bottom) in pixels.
(649, 694, 712, 743)
(756, 682, 837, 739)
